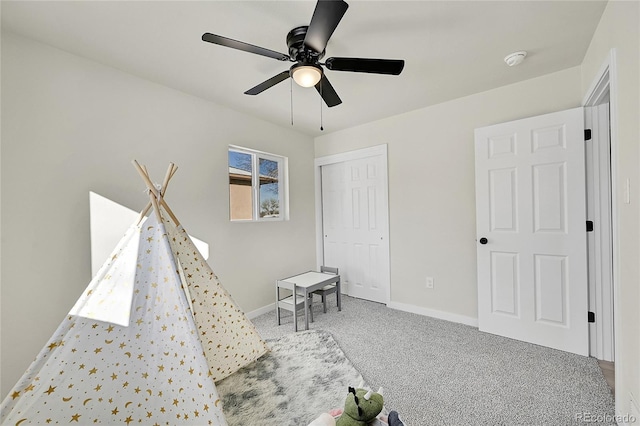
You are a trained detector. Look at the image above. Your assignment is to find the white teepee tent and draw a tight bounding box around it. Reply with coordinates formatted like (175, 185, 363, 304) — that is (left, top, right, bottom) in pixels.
(1, 161, 269, 425)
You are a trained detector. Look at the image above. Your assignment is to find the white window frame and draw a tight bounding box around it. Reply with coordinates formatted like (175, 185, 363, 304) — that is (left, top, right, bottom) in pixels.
(228, 145, 289, 222)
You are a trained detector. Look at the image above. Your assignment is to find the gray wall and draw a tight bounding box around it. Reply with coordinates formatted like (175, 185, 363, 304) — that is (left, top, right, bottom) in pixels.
(1, 32, 317, 398)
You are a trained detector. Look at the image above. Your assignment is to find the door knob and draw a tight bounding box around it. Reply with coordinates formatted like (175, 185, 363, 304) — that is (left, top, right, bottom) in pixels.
(479, 237, 488, 245)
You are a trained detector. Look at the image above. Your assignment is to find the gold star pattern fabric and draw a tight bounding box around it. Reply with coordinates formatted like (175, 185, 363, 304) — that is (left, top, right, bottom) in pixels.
(1, 216, 228, 425)
(164, 217, 269, 382)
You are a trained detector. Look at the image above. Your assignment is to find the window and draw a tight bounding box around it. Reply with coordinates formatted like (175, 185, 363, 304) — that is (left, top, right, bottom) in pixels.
(228, 146, 288, 221)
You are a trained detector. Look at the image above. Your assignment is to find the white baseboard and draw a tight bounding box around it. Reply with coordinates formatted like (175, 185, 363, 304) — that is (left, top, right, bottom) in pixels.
(246, 299, 478, 327)
(246, 302, 275, 320)
(387, 301, 478, 328)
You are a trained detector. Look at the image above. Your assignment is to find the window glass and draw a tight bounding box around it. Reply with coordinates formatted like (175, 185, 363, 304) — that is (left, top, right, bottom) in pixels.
(228, 150, 253, 221)
(259, 158, 279, 218)
(228, 146, 288, 222)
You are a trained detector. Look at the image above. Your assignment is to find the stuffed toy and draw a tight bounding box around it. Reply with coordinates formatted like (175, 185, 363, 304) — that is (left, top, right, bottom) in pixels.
(308, 412, 337, 426)
(387, 411, 405, 426)
(335, 386, 384, 426)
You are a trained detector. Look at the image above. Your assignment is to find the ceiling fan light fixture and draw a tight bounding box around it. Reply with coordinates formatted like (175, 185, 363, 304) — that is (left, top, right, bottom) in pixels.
(291, 63, 323, 87)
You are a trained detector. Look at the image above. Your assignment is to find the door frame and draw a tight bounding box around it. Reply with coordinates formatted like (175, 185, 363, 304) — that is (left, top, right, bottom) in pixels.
(585, 103, 615, 362)
(314, 144, 391, 302)
(582, 48, 620, 390)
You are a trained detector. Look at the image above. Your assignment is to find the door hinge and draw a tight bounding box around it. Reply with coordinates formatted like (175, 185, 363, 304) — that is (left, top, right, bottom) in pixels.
(586, 221, 594, 232)
(588, 311, 595, 323)
(584, 129, 592, 141)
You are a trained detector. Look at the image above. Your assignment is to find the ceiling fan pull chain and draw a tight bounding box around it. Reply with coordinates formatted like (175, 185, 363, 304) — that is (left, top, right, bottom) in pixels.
(320, 81, 324, 131)
(290, 78, 294, 126)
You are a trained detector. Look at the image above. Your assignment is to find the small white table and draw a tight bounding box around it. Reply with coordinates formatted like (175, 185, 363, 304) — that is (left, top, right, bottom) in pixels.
(276, 271, 341, 331)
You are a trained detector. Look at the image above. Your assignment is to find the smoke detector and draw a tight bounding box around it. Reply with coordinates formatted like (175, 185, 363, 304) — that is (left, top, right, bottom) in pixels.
(504, 51, 527, 67)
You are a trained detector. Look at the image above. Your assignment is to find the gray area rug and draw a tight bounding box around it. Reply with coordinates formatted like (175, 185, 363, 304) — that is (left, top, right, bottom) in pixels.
(216, 330, 365, 426)
(252, 295, 616, 426)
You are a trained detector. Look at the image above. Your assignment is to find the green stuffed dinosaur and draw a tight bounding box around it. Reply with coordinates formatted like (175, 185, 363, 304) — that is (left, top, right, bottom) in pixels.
(335, 386, 384, 426)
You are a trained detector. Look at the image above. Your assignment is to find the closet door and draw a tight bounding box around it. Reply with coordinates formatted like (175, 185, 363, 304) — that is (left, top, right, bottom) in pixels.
(321, 152, 389, 304)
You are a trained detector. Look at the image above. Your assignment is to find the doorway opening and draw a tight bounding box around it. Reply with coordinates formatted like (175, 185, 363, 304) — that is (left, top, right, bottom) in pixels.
(583, 49, 619, 400)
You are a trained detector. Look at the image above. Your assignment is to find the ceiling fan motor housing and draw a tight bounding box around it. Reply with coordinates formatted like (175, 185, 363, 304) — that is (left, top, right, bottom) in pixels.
(286, 26, 324, 62)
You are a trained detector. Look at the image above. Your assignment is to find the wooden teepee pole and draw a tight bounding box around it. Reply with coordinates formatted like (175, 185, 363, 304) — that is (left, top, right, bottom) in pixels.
(132, 160, 181, 226)
(136, 163, 177, 224)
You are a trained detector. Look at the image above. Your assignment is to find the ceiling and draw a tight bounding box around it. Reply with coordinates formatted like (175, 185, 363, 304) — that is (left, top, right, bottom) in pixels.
(1, 1, 607, 137)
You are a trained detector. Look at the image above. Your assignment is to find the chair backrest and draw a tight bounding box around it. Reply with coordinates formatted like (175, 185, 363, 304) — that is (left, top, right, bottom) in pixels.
(320, 266, 338, 275)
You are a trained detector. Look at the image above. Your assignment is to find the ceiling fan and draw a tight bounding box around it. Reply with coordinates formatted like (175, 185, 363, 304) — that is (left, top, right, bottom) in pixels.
(201, 0, 405, 108)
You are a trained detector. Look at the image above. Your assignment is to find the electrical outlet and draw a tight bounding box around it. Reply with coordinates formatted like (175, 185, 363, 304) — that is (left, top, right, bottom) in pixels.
(426, 276, 434, 289)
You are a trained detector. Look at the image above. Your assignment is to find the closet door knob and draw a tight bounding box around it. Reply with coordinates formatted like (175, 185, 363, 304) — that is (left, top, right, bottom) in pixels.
(479, 237, 488, 245)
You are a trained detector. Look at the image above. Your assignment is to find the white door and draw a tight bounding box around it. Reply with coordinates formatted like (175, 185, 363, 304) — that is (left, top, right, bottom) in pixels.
(321, 153, 389, 304)
(475, 107, 589, 356)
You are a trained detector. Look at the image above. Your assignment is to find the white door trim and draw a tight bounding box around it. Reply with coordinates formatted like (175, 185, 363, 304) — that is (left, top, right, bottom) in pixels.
(585, 103, 614, 361)
(582, 48, 620, 408)
(314, 144, 390, 302)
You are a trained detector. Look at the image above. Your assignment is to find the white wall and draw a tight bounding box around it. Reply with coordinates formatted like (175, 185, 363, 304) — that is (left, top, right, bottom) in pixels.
(580, 0, 640, 419)
(315, 67, 583, 322)
(0, 32, 317, 398)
